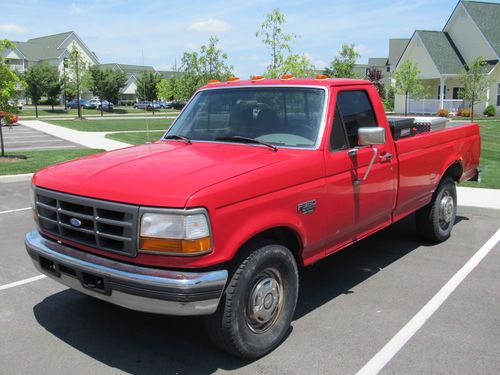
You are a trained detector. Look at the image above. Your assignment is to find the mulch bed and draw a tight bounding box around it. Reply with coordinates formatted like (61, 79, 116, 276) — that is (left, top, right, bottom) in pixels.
(0, 155, 27, 163)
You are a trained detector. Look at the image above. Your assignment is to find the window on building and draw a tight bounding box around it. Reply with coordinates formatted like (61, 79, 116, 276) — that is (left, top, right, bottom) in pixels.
(438, 85, 447, 99)
(453, 87, 463, 100)
(497, 83, 500, 107)
(335, 90, 378, 148)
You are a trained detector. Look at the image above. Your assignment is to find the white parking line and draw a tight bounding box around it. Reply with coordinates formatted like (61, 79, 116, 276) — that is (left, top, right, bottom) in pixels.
(0, 275, 47, 291)
(357, 228, 500, 375)
(0, 207, 31, 215)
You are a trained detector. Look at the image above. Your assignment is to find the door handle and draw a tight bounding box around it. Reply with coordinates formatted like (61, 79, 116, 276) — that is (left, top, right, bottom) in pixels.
(380, 152, 393, 161)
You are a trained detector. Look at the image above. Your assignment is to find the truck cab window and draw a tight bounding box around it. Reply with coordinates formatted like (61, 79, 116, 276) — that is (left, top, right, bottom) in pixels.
(330, 105, 348, 151)
(336, 90, 378, 147)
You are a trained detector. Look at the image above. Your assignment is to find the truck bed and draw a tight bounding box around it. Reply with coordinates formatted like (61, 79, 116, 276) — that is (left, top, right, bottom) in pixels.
(392, 122, 480, 220)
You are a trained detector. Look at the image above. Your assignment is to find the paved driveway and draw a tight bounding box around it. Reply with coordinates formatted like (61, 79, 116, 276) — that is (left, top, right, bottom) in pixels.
(1, 124, 81, 151)
(0, 179, 499, 374)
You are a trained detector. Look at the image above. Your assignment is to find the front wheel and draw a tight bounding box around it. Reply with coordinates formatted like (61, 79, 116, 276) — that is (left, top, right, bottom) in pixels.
(205, 243, 299, 358)
(416, 177, 457, 242)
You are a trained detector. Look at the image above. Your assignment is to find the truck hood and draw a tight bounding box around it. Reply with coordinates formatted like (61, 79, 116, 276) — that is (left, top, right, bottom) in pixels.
(33, 141, 294, 207)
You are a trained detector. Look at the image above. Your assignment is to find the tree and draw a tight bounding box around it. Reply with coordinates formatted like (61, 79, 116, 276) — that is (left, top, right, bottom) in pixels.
(0, 39, 22, 157)
(161, 36, 233, 101)
(367, 68, 385, 99)
(65, 46, 90, 119)
(458, 57, 491, 122)
(394, 60, 425, 116)
(24, 63, 56, 118)
(324, 44, 360, 79)
(256, 8, 297, 78)
(136, 71, 162, 102)
(282, 54, 317, 78)
(88, 66, 127, 115)
(44, 65, 61, 112)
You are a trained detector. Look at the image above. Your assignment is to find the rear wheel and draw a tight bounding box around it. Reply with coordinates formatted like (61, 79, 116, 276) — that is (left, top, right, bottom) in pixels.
(416, 177, 457, 242)
(205, 243, 298, 358)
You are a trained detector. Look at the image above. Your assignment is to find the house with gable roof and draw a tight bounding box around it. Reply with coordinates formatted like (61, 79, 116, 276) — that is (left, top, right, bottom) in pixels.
(99, 63, 156, 103)
(393, 0, 500, 115)
(3, 31, 99, 74)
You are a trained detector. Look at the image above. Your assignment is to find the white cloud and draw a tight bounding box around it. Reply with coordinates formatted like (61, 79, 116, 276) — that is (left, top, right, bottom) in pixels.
(69, 3, 83, 14)
(0, 23, 28, 34)
(354, 44, 373, 58)
(188, 18, 230, 33)
(314, 60, 328, 69)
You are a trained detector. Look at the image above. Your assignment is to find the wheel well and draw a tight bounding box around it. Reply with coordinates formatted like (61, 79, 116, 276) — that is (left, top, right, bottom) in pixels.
(232, 227, 303, 267)
(443, 162, 463, 182)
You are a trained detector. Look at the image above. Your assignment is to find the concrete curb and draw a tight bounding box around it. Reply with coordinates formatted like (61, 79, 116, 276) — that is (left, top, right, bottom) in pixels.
(0, 173, 33, 183)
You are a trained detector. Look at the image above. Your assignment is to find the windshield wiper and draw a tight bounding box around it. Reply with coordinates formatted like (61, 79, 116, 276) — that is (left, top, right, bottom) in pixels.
(215, 136, 277, 152)
(164, 134, 191, 144)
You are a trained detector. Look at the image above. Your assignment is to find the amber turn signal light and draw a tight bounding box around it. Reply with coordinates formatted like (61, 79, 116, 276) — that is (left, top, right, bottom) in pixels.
(139, 236, 211, 255)
(207, 79, 220, 84)
(315, 74, 329, 80)
(227, 77, 240, 82)
(280, 74, 294, 80)
(251, 75, 265, 81)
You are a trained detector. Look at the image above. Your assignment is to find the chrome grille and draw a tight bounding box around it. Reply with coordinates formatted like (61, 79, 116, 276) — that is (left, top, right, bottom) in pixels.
(35, 187, 139, 257)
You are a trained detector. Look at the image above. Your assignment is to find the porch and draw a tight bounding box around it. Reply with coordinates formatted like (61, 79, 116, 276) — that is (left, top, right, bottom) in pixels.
(407, 98, 465, 115)
(395, 76, 467, 114)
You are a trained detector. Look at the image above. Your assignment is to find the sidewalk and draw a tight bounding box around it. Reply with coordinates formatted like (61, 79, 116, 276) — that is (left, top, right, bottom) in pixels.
(18, 120, 131, 151)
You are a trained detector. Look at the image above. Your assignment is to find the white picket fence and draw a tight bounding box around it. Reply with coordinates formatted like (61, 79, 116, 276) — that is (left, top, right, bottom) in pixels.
(407, 99, 465, 114)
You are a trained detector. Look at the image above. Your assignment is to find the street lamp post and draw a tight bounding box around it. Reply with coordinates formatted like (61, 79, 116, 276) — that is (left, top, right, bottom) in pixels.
(74, 50, 82, 119)
(63, 57, 68, 110)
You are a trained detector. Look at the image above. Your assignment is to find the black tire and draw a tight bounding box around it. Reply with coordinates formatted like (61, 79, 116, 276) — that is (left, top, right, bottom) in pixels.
(416, 177, 457, 242)
(205, 243, 299, 358)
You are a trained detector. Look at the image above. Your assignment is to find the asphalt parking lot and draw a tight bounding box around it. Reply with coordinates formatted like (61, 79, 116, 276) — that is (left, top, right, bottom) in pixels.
(1, 124, 81, 151)
(0, 179, 499, 374)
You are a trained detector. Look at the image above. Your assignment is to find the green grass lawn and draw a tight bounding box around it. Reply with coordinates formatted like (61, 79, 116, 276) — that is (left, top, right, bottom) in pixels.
(106, 131, 165, 145)
(47, 117, 174, 132)
(0, 149, 103, 175)
(461, 120, 499, 189)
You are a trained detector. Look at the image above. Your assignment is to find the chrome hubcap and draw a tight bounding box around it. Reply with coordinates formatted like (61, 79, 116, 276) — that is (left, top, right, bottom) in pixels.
(439, 191, 454, 226)
(246, 268, 283, 333)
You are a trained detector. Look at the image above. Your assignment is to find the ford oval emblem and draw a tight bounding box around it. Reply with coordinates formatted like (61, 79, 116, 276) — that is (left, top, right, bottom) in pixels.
(70, 218, 82, 227)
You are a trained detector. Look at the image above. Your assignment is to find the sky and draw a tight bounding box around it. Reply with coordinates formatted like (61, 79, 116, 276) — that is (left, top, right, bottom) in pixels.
(0, 0, 466, 77)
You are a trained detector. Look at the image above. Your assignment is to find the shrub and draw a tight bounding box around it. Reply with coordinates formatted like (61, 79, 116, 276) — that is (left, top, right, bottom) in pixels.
(436, 109, 449, 117)
(457, 108, 471, 117)
(483, 104, 496, 117)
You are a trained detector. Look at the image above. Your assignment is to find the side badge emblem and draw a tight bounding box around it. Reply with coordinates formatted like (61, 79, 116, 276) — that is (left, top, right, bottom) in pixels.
(297, 200, 316, 215)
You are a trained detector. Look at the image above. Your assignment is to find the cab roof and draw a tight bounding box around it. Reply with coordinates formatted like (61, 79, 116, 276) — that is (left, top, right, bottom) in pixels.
(200, 77, 371, 90)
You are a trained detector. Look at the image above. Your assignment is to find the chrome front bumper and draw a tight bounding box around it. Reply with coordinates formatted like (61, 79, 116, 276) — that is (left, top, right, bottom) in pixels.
(25, 230, 228, 316)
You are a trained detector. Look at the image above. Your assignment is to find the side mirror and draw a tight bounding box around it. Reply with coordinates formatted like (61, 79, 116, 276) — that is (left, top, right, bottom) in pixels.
(358, 127, 386, 146)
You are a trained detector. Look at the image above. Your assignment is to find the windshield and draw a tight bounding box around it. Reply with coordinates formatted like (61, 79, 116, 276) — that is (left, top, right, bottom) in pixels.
(165, 87, 326, 148)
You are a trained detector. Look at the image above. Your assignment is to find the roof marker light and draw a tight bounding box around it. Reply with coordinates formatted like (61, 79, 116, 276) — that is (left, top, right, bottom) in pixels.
(227, 77, 240, 82)
(251, 75, 265, 81)
(280, 74, 294, 80)
(207, 79, 220, 84)
(315, 75, 329, 80)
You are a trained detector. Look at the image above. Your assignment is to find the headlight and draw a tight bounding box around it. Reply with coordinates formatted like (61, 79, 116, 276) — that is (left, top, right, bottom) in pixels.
(139, 211, 212, 255)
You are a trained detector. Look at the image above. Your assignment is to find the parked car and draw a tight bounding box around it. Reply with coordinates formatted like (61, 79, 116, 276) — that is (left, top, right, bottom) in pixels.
(171, 100, 186, 110)
(25, 77, 480, 358)
(157, 101, 173, 109)
(99, 100, 114, 111)
(88, 99, 100, 108)
(7, 99, 23, 110)
(67, 99, 96, 109)
(133, 101, 161, 110)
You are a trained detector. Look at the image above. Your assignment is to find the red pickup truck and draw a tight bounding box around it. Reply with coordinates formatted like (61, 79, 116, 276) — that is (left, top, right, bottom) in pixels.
(25, 77, 480, 358)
